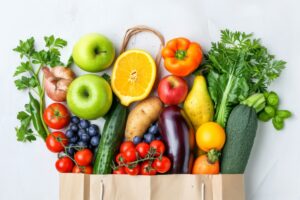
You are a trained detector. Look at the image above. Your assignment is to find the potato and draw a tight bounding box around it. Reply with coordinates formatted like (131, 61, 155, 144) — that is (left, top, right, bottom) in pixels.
(125, 97, 163, 141)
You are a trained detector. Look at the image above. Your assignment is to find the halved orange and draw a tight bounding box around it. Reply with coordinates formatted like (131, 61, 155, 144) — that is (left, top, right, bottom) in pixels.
(111, 49, 156, 106)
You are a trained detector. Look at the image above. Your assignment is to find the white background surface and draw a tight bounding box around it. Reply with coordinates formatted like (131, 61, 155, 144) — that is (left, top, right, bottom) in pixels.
(0, 0, 299, 199)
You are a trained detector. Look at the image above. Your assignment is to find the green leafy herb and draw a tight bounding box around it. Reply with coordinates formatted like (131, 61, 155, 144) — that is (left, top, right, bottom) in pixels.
(204, 29, 286, 127)
(15, 109, 36, 142)
(13, 35, 68, 142)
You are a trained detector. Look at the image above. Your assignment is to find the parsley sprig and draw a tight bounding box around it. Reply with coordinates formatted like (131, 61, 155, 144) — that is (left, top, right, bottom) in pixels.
(13, 36, 68, 142)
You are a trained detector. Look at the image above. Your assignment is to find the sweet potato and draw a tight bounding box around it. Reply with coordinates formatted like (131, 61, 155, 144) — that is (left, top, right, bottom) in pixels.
(125, 97, 163, 141)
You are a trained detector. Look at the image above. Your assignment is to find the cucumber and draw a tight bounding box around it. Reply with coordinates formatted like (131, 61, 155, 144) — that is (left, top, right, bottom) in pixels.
(93, 102, 128, 174)
(221, 104, 258, 174)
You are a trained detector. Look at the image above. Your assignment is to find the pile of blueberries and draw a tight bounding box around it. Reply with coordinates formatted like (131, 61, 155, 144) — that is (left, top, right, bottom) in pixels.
(133, 122, 162, 145)
(65, 116, 100, 157)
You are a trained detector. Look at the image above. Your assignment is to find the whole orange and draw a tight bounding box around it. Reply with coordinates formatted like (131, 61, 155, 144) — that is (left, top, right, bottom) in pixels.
(196, 122, 226, 152)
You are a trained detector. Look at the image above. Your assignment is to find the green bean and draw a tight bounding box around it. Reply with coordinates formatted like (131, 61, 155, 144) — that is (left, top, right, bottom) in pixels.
(29, 93, 47, 140)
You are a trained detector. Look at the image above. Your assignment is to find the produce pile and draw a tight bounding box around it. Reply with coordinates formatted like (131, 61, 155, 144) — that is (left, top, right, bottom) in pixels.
(13, 27, 292, 175)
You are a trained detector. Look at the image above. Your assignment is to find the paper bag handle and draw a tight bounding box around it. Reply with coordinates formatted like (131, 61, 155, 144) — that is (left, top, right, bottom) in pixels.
(99, 180, 104, 200)
(201, 182, 205, 200)
(120, 25, 165, 66)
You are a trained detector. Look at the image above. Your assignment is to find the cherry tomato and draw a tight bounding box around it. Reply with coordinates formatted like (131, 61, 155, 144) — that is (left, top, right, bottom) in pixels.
(72, 165, 93, 174)
(150, 140, 165, 156)
(55, 157, 74, 173)
(120, 141, 135, 153)
(43, 103, 70, 129)
(46, 131, 68, 153)
(140, 161, 156, 175)
(74, 149, 93, 166)
(113, 167, 126, 174)
(122, 148, 137, 163)
(115, 153, 126, 165)
(152, 156, 171, 173)
(125, 164, 140, 175)
(136, 142, 150, 158)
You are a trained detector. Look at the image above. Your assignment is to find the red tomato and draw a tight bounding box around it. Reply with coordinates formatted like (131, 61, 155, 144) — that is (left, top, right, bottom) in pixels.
(115, 153, 126, 165)
(140, 161, 156, 175)
(150, 140, 165, 156)
(72, 165, 93, 174)
(46, 131, 68, 153)
(43, 103, 70, 129)
(120, 141, 135, 153)
(136, 142, 150, 158)
(125, 164, 140, 175)
(56, 157, 74, 173)
(152, 156, 171, 173)
(74, 149, 93, 166)
(122, 148, 137, 163)
(113, 167, 126, 174)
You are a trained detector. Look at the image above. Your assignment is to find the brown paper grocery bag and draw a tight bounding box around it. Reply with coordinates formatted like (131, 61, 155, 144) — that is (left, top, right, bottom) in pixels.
(60, 174, 244, 200)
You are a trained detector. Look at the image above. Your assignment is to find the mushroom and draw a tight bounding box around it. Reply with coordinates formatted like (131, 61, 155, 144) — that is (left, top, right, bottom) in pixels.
(43, 66, 76, 102)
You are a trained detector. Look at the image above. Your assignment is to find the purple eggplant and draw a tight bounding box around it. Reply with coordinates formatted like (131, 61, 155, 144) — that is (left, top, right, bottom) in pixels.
(158, 105, 191, 174)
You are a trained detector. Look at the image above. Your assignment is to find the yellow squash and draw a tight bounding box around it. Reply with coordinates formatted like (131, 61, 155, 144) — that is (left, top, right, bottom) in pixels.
(183, 75, 214, 131)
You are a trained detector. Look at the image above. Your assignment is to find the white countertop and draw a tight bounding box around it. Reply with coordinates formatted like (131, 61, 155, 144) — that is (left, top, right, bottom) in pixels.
(1, 0, 299, 199)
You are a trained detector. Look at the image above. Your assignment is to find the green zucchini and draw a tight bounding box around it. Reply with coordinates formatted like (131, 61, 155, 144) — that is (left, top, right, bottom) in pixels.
(93, 102, 128, 174)
(220, 94, 266, 174)
(221, 104, 258, 174)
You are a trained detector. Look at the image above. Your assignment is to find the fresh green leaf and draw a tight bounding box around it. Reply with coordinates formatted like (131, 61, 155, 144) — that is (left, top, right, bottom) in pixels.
(66, 56, 73, 67)
(13, 62, 33, 77)
(205, 29, 286, 127)
(13, 37, 35, 58)
(15, 110, 36, 142)
(14, 76, 38, 90)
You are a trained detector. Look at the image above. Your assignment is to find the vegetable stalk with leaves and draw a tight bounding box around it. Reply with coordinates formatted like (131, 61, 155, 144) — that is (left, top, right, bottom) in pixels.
(204, 30, 286, 127)
(14, 36, 69, 142)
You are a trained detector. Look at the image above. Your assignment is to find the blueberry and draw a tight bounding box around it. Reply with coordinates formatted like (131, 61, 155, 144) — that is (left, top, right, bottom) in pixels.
(69, 135, 78, 143)
(133, 136, 142, 145)
(144, 133, 154, 143)
(148, 123, 158, 135)
(70, 124, 79, 132)
(77, 141, 88, 148)
(90, 135, 100, 146)
(66, 144, 76, 156)
(79, 120, 90, 129)
(88, 144, 94, 151)
(88, 124, 99, 136)
(71, 116, 80, 124)
(65, 129, 74, 138)
(78, 129, 87, 137)
(156, 135, 162, 140)
(80, 133, 90, 143)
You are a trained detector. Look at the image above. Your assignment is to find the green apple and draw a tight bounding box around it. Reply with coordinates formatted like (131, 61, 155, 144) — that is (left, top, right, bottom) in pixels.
(67, 74, 112, 119)
(72, 33, 115, 72)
